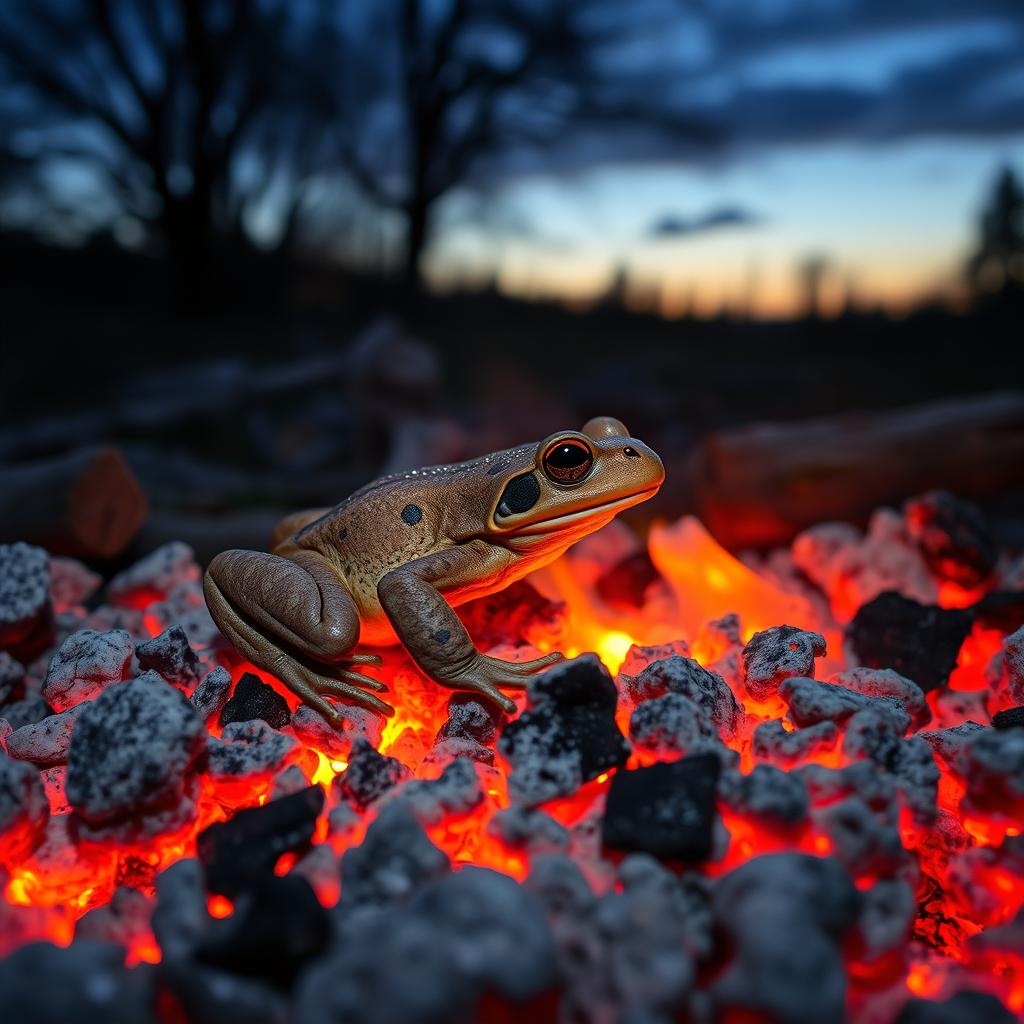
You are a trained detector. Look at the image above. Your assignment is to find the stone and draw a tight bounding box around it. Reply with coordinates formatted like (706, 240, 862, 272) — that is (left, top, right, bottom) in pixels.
(42, 628, 134, 711)
(0, 753, 48, 867)
(742, 625, 827, 703)
(0, 543, 52, 657)
(136, 624, 201, 691)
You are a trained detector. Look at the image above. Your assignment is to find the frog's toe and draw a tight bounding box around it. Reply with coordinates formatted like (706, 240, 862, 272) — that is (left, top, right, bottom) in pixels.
(346, 653, 384, 667)
(278, 662, 395, 721)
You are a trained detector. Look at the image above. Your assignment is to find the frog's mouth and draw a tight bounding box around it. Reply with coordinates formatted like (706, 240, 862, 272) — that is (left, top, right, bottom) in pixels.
(501, 486, 661, 536)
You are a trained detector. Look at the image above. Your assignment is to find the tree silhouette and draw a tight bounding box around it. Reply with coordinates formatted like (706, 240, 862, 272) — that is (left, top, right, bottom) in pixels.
(967, 165, 1024, 296)
(0, 0, 329, 310)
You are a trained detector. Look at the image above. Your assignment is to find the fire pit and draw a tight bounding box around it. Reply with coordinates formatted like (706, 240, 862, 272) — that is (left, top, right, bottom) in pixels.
(1, 492, 1023, 1022)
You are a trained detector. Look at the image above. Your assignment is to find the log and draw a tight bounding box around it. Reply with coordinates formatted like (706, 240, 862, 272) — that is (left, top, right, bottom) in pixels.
(694, 391, 1024, 550)
(0, 447, 148, 559)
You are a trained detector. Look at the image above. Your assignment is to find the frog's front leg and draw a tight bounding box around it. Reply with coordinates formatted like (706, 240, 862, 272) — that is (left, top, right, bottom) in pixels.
(377, 543, 563, 714)
(204, 548, 394, 722)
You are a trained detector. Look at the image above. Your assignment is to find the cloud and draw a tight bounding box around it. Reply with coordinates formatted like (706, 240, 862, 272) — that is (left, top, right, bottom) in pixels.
(647, 205, 761, 239)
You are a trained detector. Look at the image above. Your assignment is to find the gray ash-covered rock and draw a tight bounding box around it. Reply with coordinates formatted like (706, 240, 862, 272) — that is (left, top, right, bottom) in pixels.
(780, 676, 910, 732)
(896, 990, 1017, 1024)
(489, 805, 570, 854)
(0, 695, 52, 731)
(499, 654, 630, 805)
(602, 753, 720, 863)
(189, 666, 233, 722)
(958, 726, 1024, 816)
(75, 885, 153, 950)
(719, 764, 809, 827)
(619, 638, 690, 677)
(4, 702, 88, 767)
(918, 721, 988, 769)
(219, 672, 292, 729)
(904, 490, 997, 588)
(829, 666, 930, 729)
(198, 784, 324, 900)
(387, 756, 483, 826)
(996, 625, 1024, 704)
(207, 719, 302, 784)
(66, 676, 206, 842)
(333, 737, 409, 811)
(753, 718, 839, 768)
(814, 795, 906, 876)
(0, 651, 25, 706)
(435, 693, 504, 746)
(136, 624, 201, 691)
(846, 592, 971, 692)
(289, 701, 384, 761)
(742, 625, 827, 703)
(0, 753, 48, 866)
(853, 878, 915, 964)
(0, 543, 52, 658)
(48, 556, 102, 609)
(710, 852, 859, 1024)
(629, 692, 732, 762)
(42, 628, 134, 712)
(107, 541, 199, 604)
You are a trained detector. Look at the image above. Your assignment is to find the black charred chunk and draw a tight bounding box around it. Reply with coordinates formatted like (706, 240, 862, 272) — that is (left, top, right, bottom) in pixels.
(904, 490, 997, 588)
(136, 625, 201, 691)
(847, 592, 972, 692)
(219, 672, 292, 730)
(197, 784, 323, 900)
(196, 874, 330, 990)
(499, 654, 630, 805)
(993, 706, 1024, 730)
(602, 753, 720, 862)
(0, 651, 25, 707)
(895, 990, 1016, 1024)
(333, 737, 410, 811)
(436, 693, 505, 746)
(595, 550, 660, 610)
(971, 591, 1024, 634)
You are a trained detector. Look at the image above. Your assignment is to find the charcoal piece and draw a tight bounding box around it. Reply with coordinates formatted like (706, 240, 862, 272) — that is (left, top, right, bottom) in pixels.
(489, 805, 570, 853)
(595, 549, 660, 608)
(752, 718, 840, 768)
(270, 764, 310, 800)
(290, 702, 383, 760)
(75, 886, 153, 949)
(198, 785, 324, 900)
(423, 734, 495, 767)
(340, 801, 450, 908)
(895, 990, 1016, 1024)
(0, 695, 52, 731)
(136, 624, 201, 691)
(742, 625, 827, 703)
(959, 728, 1024, 815)
(602, 753, 720, 862)
(197, 874, 330, 989)
(624, 655, 741, 739)
(499, 654, 630, 805)
(207, 720, 300, 783)
(67, 676, 206, 841)
(719, 764, 809, 826)
(780, 676, 910, 733)
(842, 705, 908, 765)
(710, 853, 859, 1024)
(392, 756, 483, 826)
(0, 542, 53, 657)
(220, 672, 291, 729)
(971, 590, 1024, 634)
(846, 592, 971, 692)
(161, 959, 289, 1024)
(152, 858, 207, 962)
(815, 796, 905, 876)
(5, 702, 87, 767)
(993, 706, 1024, 730)
(889, 737, 940, 825)
(333, 737, 409, 810)
(0, 939, 155, 1024)
(190, 666, 233, 722)
(904, 490, 997, 587)
(619, 638, 691, 677)
(1001, 625, 1024, 703)
(629, 692, 721, 757)
(0, 753, 48, 866)
(435, 693, 504, 746)
(855, 878, 914, 962)
(0, 651, 25, 706)
(107, 541, 199, 603)
(918, 721, 988, 768)
(42, 628, 134, 711)
(49, 556, 102, 609)
(830, 666, 931, 729)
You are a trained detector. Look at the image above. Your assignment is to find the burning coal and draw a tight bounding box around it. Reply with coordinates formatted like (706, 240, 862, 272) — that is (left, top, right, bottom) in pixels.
(1, 491, 1023, 1022)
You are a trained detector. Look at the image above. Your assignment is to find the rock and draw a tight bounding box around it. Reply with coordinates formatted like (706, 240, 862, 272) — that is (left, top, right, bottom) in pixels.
(389, 756, 483, 826)
(904, 490, 997, 587)
(0, 753, 48, 867)
(719, 764, 809, 826)
(895, 990, 1016, 1024)
(0, 696, 52, 731)
(207, 720, 302, 786)
(629, 692, 723, 758)
(42, 628, 134, 711)
(488, 805, 570, 854)
(0, 543, 53, 658)
(619, 638, 691, 677)
(992, 706, 1024, 730)
(197, 785, 324, 901)
(5, 702, 88, 767)
(847, 592, 971, 692)
(959, 727, 1024, 817)
(855, 878, 914, 962)
(190, 666, 233, 722)
(66, 676, 206, 842)
(752, 719, 840, 768)
(602, 753, 720, 862)
(435, 694, 504, 746)
(742, 625, 827, 703)
(107, 541, 199, 604)
(219, 673, 291, 730)
(499, 654, 630, 805)
(136, 625, 201, 691)
(289, 702, 384, 761)
(0, 651, 25, 706)
(779, 676, 910, 733)
(332, 737, 409, 811)
(49, 557, 102, 610)
(829, 666, 930, 729)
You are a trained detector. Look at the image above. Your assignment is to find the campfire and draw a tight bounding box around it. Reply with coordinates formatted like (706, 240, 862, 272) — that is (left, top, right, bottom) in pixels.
(1, 491, 1023, 1022)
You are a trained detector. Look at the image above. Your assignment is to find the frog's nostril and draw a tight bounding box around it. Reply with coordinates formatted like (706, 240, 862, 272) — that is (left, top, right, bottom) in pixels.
(623, 446, 640, 459)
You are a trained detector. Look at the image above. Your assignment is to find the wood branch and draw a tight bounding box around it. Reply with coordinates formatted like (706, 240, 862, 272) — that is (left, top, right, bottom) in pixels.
(0, 448, 148, 559)
(693, 392, 1024, 550)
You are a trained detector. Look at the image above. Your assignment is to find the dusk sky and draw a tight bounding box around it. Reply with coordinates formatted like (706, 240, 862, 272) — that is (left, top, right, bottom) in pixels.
(425, 1, 1024, 317)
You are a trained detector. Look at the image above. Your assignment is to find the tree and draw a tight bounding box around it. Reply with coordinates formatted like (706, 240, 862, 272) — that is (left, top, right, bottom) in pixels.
(0, 0, 329, 310)
(967, 165, 1024, 296)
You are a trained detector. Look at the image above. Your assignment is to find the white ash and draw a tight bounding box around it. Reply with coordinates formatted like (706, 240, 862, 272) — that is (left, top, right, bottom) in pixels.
(326, 801, 363, 847)
(48, 557, 101, 609)
(829, 666, 931, 729)
(106, 541, 200, 603)
(753, 718, 840, 768)
(42, 628, 134, 711)
(0, 543, 51, 643)
(4, 701, 88, 767)
(624, 655, 742, 740)
(66, 676, 206, 842)
(136, 624, 201, 691)
(855, 878, 916, 962)
(0, 753, 48, 866)
(619, 638, 691, 677)
(189, 666, 232, 722)
(385, 756, 483, 827)
(710, 853, 859, 1024)
(742, 626, 827, 703)
(719, 764, 810, 826)
(489, 805, 570, 854)
(207, 720, 303, 784)
(780, 676, 910, 732)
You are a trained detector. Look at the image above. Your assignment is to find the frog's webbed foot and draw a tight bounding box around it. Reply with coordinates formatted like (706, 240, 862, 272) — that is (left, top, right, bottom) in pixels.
(445, 651, 565, 714)
(273, 655, 395, 722)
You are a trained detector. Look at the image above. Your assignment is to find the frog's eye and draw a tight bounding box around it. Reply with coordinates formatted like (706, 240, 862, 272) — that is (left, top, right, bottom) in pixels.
(542, 438, 593, 485)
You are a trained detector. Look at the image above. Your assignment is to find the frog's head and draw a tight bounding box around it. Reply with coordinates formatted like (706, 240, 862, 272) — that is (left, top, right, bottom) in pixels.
(488, 416, 665, 549)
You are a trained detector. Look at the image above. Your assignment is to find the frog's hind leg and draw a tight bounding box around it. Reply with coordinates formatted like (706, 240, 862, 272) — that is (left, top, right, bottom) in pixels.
(203, 548, 394, 722)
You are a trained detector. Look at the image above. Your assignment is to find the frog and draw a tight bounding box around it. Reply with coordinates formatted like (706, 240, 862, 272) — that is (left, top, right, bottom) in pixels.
(203, 416, 664, 724)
